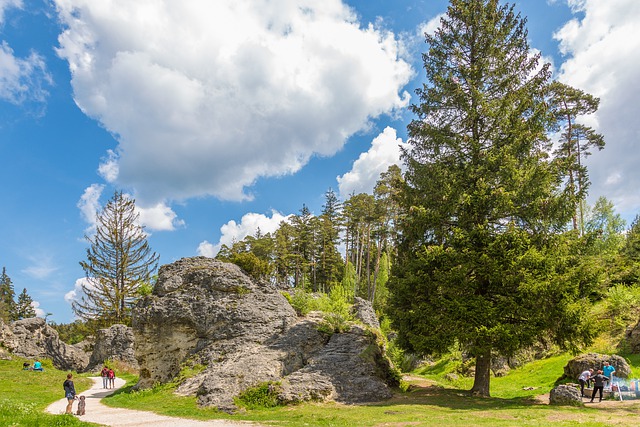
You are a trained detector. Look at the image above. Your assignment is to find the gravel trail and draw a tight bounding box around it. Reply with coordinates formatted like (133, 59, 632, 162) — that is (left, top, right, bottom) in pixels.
(46, 377, 263, 427)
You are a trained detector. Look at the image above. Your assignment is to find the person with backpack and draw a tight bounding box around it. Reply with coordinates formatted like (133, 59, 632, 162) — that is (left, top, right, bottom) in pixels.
(108, 368, 115, 389)
(100, 366, 109, 389)
(590, 370, 610, 403)
(63, 373, 76, 414)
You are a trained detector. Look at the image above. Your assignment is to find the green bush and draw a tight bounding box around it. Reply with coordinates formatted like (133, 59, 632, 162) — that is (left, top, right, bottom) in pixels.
(235, 382, 282, 409)
(606, 284, 640, 330)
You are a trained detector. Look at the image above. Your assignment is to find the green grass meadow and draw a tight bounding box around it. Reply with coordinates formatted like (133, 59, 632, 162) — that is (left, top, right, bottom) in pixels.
(0, 357, 97, 427)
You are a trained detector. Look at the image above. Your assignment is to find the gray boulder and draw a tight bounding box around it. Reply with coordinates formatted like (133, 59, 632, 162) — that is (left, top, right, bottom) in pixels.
(564, 353, 631, 380)
(86, 324, 137, 372)
(549, 384, 583, 406)
(351, 297, 380, 329)
(0, 317, 88, 371)
(133, 257, 397, 412)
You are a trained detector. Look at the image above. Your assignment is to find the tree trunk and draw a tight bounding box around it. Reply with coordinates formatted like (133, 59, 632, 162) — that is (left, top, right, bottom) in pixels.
(470, 349, 491, 397)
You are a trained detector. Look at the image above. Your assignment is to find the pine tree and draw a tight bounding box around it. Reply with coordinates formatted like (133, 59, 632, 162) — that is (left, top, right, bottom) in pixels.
(549, 81, 605, 233)
(15, 288, 36, 319)
(75, 191, 159, 326)
(0, 267, 16, 322)
(388, 0, 595, 397)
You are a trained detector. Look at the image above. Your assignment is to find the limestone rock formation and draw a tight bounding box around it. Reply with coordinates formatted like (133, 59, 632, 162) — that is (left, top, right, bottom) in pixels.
(563, 353, 631, 380)
(549, 384, 583, 406)
(625, 320, 640, 353)
(86, 324, 138, 372)
(351, 297, 380, 329)
(0, 317, 88, 371)
(133, 257, 397, 412)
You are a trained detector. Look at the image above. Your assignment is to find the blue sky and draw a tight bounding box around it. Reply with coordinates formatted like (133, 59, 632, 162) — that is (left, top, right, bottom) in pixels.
(1, 0, 638, 323)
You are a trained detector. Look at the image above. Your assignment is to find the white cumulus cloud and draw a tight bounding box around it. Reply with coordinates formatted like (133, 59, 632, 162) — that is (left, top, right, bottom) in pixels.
(136, 201, 184, 232)
(31, 300, 45, 318)
(53, 0, 413, 205)
(65, 277, 91, 304)
(554, 0, 640, 217)
(77, 184, 104, 233)
(337, 126, 408, 197)
(197, 210, 291, 257)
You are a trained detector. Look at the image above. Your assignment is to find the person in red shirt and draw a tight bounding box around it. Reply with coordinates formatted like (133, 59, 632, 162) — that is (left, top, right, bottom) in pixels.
(100, 366, 109, 389)
(108, 368, 115, 389)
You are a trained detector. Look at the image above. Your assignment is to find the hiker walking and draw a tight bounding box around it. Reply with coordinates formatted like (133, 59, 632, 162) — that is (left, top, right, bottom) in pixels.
(108, 368, 115, 389)
(100, 366, 109, 389)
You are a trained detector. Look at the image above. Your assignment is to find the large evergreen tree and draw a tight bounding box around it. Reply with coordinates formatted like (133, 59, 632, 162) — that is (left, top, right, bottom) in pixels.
(388, 0, 595, 396)
(0, 267, 16, 322)
(75, 191, 159, 325)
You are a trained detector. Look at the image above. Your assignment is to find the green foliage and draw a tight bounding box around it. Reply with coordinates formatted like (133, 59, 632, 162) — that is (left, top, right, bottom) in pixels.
(50, 320, 98, 344)
(286, 289, 316, 316)
(234, 382, 282, 409)
(391, 0, 599, 397)
(0, 267, 16, 322)
(229, 252, 272, 281)
(15, 288, 36, 319)
(386, 339, 421, 373)
(604, 284, 640, 331)
(317, 285, 355, 334)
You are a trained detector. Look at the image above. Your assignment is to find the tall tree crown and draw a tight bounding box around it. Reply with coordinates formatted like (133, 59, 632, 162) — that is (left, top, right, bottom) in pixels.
(75, 191, 159, 326)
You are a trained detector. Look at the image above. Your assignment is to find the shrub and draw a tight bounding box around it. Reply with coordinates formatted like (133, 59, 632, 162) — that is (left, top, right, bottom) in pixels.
(235, 382, 282, 409)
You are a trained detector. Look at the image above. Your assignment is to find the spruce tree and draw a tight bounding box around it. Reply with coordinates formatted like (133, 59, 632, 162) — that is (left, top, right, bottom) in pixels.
(0, 267, 16, 322)
(388, 0, 595, 396)
(15, 288, 36, 319)
(75, 191, 159, 326)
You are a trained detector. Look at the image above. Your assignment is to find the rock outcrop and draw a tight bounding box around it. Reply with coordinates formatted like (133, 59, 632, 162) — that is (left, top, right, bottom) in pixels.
(133, 257, 397, 412)
(563, 353, 631, 380)
(0, 317, 88, 371)
(625, 321, 640, 353)
(86, 324, 138, 372)
(549, 384, 583, 406)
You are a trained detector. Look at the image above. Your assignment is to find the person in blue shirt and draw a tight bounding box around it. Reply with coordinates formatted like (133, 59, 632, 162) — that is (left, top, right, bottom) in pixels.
(32, 360, 43, 371)
(603, 361, 616, 389)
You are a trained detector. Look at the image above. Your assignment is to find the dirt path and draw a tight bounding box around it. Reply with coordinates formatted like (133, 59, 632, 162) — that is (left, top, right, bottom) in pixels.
(46, 377, 262, 427)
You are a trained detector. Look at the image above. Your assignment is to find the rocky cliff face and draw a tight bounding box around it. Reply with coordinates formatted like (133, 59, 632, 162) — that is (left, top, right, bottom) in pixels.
(0, 317, 88, 371)
(86, 324, 138, 372)
(133, 257, 397, 412)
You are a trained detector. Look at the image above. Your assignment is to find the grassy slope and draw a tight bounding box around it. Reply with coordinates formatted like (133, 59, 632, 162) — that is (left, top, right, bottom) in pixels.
(0, 357, 98, 427)
(100, 348, 640, 427)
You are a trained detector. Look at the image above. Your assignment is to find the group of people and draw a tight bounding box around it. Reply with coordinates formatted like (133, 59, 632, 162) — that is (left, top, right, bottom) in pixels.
(100, 365, 116, 389)
(22, 360, 44, 371)
(578, 361, 617, 402)
(62, 366, 116, 416)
